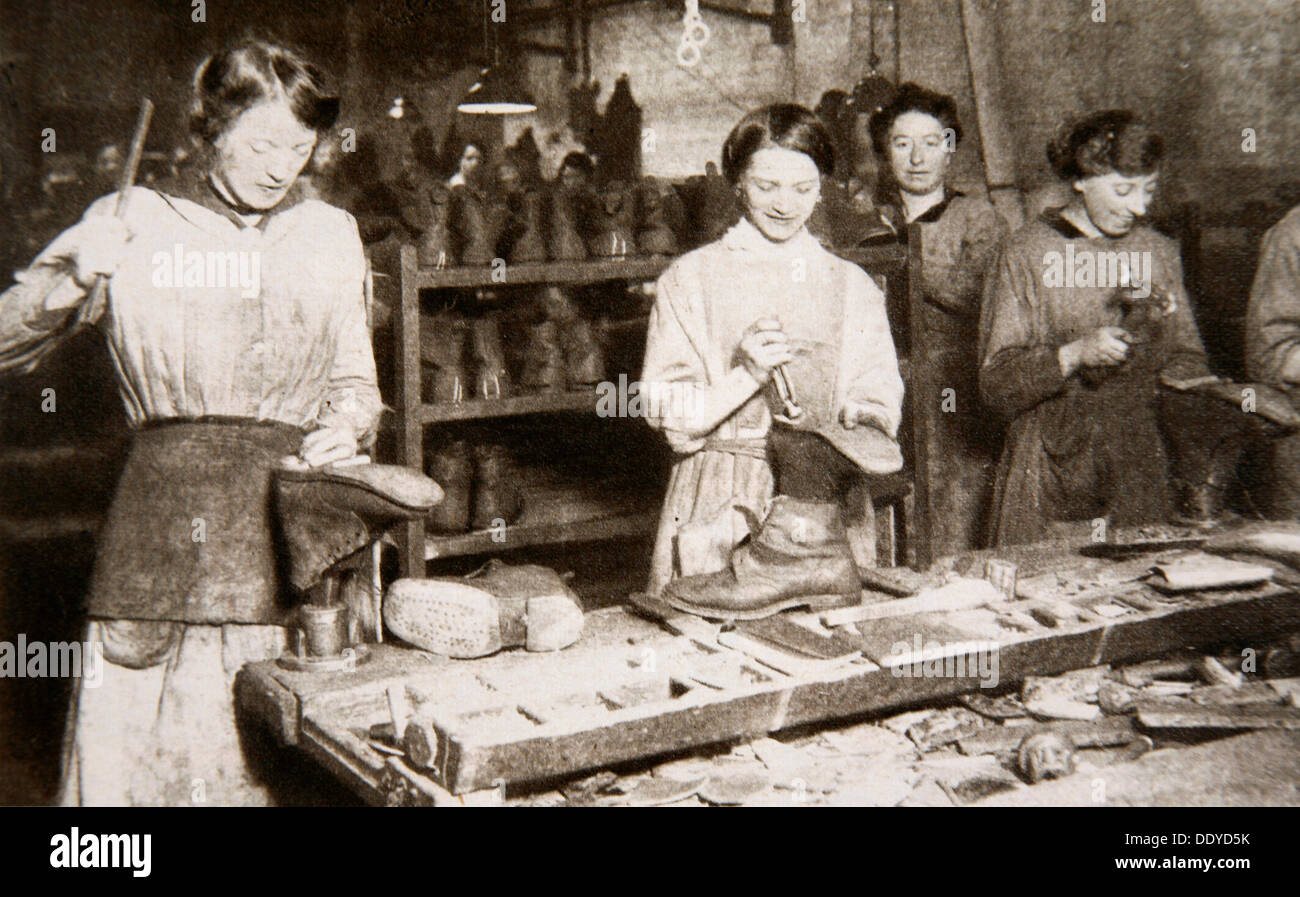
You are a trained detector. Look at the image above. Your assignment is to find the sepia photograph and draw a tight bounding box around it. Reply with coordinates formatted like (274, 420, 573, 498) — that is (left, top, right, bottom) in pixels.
(0, 0, 1295, 850)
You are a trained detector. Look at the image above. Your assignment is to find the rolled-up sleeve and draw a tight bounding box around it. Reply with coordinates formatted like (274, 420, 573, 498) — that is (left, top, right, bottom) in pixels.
(840, 267, 904, 437)
(640, 259, 761, 452)
(317, 211, 384, 445)
(0, 195, 118, 372)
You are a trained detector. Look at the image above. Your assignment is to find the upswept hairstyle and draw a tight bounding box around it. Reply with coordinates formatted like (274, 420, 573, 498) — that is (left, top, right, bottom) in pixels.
(189, 39, 340, 144)
(1047, 110, 1164, 182)
(868, 82, 962, 157)
(721, 104, 835, 185)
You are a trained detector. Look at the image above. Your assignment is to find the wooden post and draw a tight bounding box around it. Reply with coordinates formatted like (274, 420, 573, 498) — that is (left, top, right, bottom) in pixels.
(395, 244, 425, 578)
(905, 223, 933, 570)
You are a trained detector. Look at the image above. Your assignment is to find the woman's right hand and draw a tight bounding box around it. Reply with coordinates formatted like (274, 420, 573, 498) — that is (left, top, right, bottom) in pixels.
(1061, 326, 1130, 375)
(65, 216, 131, 292)
(738, 318, 793, 381)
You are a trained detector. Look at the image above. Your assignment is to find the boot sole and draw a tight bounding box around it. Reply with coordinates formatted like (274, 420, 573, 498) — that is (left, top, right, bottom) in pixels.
(385, 581, 584, 658)
(384, 582, 505, 659)
(660, 591, 858, 622)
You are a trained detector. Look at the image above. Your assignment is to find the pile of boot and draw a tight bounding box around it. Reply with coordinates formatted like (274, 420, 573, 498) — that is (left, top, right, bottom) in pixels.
(420, 311, 513, 403)
(520, 287, 606, 394)
(424, 440, 524, 534)
(384, 559, 584, 658)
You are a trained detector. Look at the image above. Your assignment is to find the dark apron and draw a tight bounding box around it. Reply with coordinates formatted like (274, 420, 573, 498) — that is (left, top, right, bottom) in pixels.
(87, 418, 305, 626)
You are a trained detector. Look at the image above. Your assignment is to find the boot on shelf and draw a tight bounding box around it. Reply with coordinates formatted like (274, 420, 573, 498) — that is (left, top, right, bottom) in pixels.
(661, 496, 861, 621)
(454, 185, 502, 266)
(520, 320, 568, 394)
(638, 178, 679, 255)
(424, 440, 474, 534)
(419, 314, 469, 405)
(470, 314, 513, 400)
(471, 443, 524, 530)
(415, 183, 455, 269)
(588, 181, 637, 258)
(549, 185, 589, 261)
(508, 191, 548, 263)
(561, 317, 606, 387)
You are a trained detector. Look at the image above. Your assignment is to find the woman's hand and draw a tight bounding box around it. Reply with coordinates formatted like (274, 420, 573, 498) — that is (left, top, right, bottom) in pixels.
(738, 317, 793, 381)
(299, 425, 359, 468)
(1060, 326, 1130, 376)
(840, 401, 890, 432)
(65, 217, 131, 293)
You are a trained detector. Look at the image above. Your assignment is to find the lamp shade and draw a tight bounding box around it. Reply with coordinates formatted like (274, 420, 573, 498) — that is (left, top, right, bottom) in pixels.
(458, 65, 537, 114)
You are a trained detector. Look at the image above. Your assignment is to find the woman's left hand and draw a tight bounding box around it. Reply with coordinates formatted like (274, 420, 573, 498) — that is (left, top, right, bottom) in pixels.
(299, 425, 359, 468)
(840, 402, 888, 432)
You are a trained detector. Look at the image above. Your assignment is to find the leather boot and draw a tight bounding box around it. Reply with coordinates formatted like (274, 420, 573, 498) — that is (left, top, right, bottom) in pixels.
(420, 313, 469, 405)
(638, 178, 679, 255)
(384, 560, 583, 658)
(588, 181, 637, 257)
(424, 440, 473, 533)
(520, 320, 568, 393)
(454, 185, 501, 266)
(275, 460, 443, 593)
(471, 443, 524, 529)
(508, 191, 548, 263)
(470, 314, 512, 400)
(549, 185, 589, 261)
(562, 317, 606, 387)
(416, 183, 455, 268)
(662, 496, 860, 620)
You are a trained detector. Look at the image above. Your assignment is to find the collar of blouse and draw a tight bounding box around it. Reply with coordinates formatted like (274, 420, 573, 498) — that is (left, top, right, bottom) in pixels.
(154, 162, 309, 234)
(720, 214, 823, 257)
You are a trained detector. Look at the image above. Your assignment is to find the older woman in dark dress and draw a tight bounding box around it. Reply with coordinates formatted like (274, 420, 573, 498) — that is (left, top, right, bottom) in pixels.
(867, 83, 1008, 554)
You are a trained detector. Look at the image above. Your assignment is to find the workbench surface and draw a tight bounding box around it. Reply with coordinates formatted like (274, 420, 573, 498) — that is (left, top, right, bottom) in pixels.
(235, 532, 1300, 804)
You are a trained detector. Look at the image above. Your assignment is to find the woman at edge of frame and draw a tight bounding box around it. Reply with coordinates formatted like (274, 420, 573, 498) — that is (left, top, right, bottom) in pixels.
(0, 40, 382, 805)
(867, 82, 1009, 555)
(978, 110, 1212, 547)
(640, 103, 904, 597)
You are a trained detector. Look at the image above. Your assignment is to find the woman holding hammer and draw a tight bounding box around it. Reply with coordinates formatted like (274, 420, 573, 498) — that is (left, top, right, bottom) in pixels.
(641, 104, 903, 616)
(0, 40, 382, 804)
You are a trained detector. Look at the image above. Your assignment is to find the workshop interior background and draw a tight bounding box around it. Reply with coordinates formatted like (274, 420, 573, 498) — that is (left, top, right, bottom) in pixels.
(0, 0, 1297, 805)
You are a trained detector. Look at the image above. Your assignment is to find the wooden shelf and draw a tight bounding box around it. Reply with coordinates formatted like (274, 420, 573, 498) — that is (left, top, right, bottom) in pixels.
(418, 389, 603, 424)
(423, 473, 659, 561)
(412, 256, 673, 289)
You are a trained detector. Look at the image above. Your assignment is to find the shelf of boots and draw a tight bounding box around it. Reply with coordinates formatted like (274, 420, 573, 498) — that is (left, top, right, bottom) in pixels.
(422, 470, 659, 560)
(418, 388, 605, 424)
(411, 256, 674, 289)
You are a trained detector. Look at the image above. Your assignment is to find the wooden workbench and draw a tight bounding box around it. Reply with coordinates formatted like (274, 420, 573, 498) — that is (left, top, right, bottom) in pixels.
(236, 536, 1300, 805)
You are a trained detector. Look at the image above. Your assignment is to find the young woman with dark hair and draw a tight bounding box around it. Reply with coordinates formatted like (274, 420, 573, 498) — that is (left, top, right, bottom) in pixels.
(978, 110, 1211, 545)
(641, 104, 903, 617)
(867, 82, 1008, 553)
(0, 39, 382, 804)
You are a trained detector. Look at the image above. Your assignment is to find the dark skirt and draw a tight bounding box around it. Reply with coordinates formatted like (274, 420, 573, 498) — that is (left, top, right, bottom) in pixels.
(87, 418, 305, 625)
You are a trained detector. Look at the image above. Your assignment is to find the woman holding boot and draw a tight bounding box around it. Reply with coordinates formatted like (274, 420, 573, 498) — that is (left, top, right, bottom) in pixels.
(641, 103, 904, 615)
(0, 41, 384, 804)
(979, 110, 1212, 546)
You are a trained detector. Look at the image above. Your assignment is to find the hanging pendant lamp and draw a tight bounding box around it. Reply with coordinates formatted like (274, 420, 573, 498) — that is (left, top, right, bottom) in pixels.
(458, 0, 537, 114)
